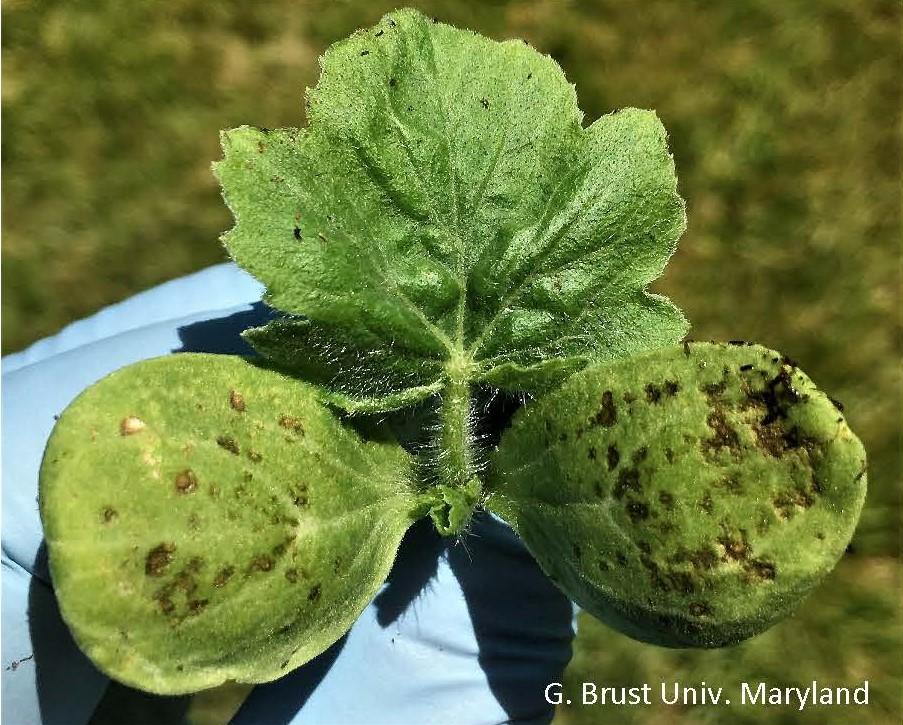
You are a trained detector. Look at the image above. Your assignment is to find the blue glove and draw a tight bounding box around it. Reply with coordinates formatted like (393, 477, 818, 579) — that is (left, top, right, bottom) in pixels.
(2, 264, 576, 725)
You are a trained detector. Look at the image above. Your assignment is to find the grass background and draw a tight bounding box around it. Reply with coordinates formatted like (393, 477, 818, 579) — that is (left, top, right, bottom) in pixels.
(3, 1, 900, 723)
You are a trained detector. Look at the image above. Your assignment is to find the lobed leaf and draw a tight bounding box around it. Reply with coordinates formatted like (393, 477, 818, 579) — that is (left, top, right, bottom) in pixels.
(215, 7, 687, 410)
(488, 342, 866, 647)
(39, 354, 418, 693)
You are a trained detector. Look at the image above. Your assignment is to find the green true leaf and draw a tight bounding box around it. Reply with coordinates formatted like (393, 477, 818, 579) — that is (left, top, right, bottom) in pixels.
(215, 7, 687, 412)
(39, 354, 418, 694)
(487, 342, 866, 647)
(243, 318, 443, 414)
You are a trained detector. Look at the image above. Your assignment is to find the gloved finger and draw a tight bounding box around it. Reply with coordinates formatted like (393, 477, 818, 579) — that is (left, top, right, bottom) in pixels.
(232, 515, 576, 725)
(4, 264, 263, 373)
(2, 558, 108, 725)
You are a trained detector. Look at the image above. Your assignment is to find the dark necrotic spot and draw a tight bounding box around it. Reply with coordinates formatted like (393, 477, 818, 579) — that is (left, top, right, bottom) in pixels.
(217, 436, 240, 455)
(590, 391, 617, 427)
(688, 547, 718, 570)
(480, 97, 489, 109)
(285, 568, 300, 584)
(145, 543, 176, 577)
(664, 380, 680, 396)
(588, 446, 597, 460)
(728, 340, 746, 346)
(155, 595, 175, 616)
(292, 484, 309, 507)
(293, 226, 303, 240)
(626, 499, 649, 522)
(745, 558, 776, 581)
(631, 446, 648, 464)
(247, 449, 263, 463)
(229, 388, 247, 413)
(717, 474, 744, 495)
(360, 49, 370, 56)
(613, 468, 640, 498)
(187, 599, 209, 615)
(666, 571, 695, 595)
(213, 566, 234, 587)
(375, 29, 384, 37)
(702, 410, 741, 457)
(658, 491, 674, 509)
(644, 383, 662, 404)
(249, 555, 275, 573)
(828, 396, 845, 412)
(175, 469, 198, 494)
(101, 507, 118, 523)
(308, 584, 322, 603)
(279, 415, 305, 435)
(665, 448, 675, 463)
(616, 552, 628, 566)
(607, 444, 620, 471)
(388, 77, 397, 87)
(718, 530, 749, 561)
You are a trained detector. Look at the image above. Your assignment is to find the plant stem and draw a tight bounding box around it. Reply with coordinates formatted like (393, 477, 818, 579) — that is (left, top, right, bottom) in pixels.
(438, 359, 474, 489)
(424, 354, 483, 535)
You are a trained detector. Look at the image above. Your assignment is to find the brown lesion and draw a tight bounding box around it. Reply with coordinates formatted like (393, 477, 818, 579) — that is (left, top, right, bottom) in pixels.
(229, 390, 246, 412)
(174, 469, 198, 494)
(279, 415, 305, 435)
(213, 566, 235, 588)
(613, 467, 640, 498)
(145, 543, 176, 577)
(589, 391, 617, 427)
(606, 444, 619, 471)
(701, 409, 741, 459)
(644, 383, 662, 404)
(216, 435, 240, 455)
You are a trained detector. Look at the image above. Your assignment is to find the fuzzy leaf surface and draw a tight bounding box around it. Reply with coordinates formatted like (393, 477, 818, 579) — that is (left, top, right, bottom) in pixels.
(40, 354, 417, 694)
(488, 342, 867, 647)
(216, 7, 687, 410)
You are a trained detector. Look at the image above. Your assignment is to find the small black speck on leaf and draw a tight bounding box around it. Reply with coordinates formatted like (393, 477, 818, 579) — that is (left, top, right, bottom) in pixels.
(293, 227, 303, 240)
(360, 50, 370, 56)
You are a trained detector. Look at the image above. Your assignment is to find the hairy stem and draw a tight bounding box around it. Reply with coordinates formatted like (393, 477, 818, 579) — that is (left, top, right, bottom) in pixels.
(426, 355, 482, 535)
(438, 368, 474, 489)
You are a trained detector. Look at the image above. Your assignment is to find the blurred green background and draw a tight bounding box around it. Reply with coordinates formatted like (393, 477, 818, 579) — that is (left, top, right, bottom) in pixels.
(3, 1, 900, 723)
